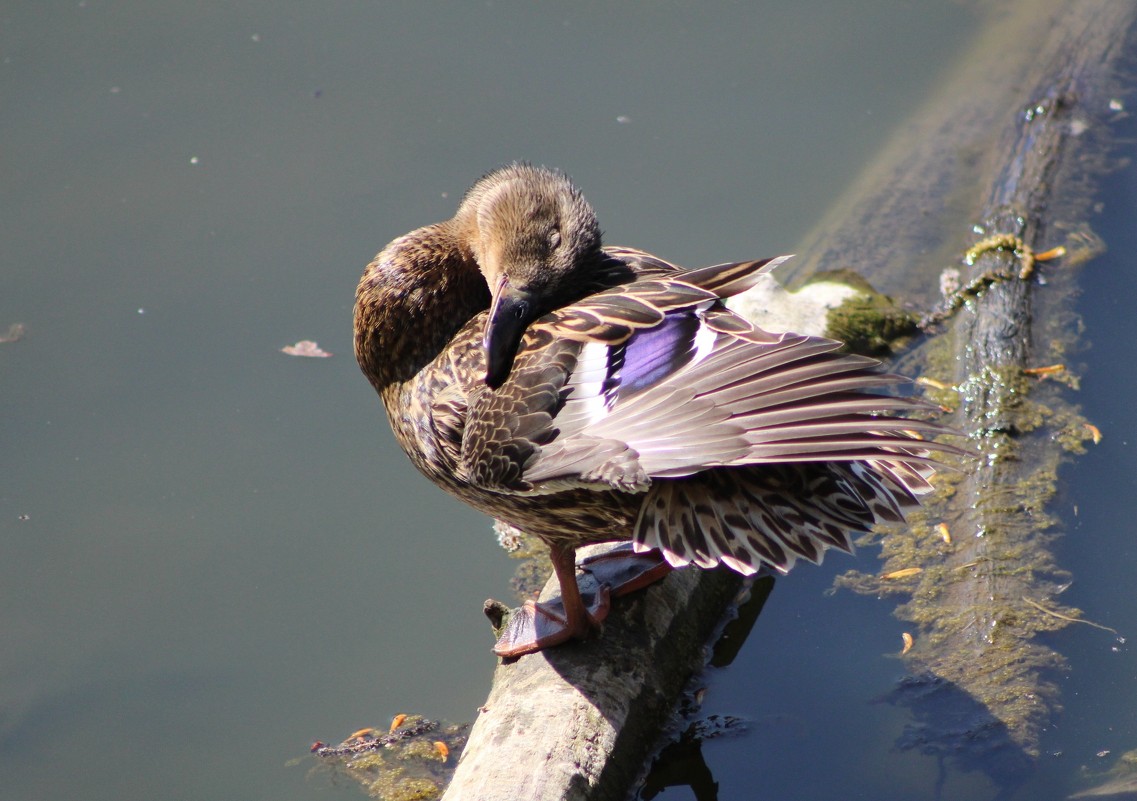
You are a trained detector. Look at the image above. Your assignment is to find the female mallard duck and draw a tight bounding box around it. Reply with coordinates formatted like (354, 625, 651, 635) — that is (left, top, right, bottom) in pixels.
(355, 163, 952, 657)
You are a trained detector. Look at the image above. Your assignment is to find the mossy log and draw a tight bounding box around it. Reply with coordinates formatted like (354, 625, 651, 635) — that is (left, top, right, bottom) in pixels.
(815, 0, 1136, 785)
(441, 2, 1136, 798)
(441, 546, 743, 801)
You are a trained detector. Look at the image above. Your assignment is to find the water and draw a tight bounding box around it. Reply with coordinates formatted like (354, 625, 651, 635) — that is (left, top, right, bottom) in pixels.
(2, 2, 1132, 799)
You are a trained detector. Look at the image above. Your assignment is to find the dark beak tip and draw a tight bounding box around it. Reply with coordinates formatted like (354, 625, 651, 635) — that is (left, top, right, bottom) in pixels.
(484, 367, 506, 390)
(483, 286, 536, 390)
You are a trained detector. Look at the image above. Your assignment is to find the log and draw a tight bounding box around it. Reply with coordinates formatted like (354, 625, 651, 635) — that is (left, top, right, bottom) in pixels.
(785, 0, 1129, 303)
(819, 0, 1136, 785)
(442, 545, 744, 801)
(439, 1, 1137, 798)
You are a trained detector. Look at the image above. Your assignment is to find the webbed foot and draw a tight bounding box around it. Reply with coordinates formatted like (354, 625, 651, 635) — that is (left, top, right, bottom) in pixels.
(578, 542, 671, 597)
(488, 543, 672, 657)
(491, 586, 610, 657)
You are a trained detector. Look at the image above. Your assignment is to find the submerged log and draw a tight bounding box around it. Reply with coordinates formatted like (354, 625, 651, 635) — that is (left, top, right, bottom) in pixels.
(440, 2, 1136, 798)
(821, 0, 1136, 786)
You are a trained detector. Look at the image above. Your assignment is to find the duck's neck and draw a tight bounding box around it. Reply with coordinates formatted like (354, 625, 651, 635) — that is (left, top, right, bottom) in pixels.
(353, 220, 490, 393)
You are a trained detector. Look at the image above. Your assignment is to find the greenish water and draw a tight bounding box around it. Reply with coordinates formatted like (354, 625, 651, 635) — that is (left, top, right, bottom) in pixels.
(2, 2, 1133, 800)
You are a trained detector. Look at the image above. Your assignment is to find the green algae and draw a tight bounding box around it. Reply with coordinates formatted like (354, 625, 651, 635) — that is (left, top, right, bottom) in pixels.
(786, 268, 925, 356)
(1072, 748, 1137, 798)
(823, 290, 921, 356)
(827, 218, 1107, 770)
(494, 520, 553, 601)
(307, 715, 468, 801)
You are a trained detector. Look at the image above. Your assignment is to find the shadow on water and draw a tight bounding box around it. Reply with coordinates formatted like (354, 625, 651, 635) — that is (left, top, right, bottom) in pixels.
(565, 569, 1045, 801)
(882, 673, 1037, 800)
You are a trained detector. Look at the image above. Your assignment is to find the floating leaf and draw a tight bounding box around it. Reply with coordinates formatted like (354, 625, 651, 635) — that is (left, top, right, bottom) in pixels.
(282, 340, 332, 358)
(0, 323, 26, 344)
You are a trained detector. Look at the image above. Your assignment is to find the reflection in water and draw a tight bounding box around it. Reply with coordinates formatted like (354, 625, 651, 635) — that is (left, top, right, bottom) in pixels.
(641, 578, 775, 799)
(641, 725, 724, 801)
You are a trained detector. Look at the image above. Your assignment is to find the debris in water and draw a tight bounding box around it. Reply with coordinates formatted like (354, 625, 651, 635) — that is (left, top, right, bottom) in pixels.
(1023, 363, 1067, 378)
(881, 567, 923, 580)
(304, 714, 468, 801)
(282, 340, 332, 358)
(935, 522, 952, 545)
(0, 323, 25, 344)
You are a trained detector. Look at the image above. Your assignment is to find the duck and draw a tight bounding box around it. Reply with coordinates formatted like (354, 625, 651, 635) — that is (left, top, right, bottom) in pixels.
(354, 163, 954, 658)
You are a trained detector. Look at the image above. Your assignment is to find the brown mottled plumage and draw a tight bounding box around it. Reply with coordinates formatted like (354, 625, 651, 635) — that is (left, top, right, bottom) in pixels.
(354, 163, 955, 656)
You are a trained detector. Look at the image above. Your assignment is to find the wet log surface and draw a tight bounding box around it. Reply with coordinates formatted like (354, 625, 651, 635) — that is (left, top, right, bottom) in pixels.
(440, 2, 1137, 799)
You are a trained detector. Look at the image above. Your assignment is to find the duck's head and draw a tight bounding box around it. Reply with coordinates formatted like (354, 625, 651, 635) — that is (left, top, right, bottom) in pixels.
(456, 164, 602, 388)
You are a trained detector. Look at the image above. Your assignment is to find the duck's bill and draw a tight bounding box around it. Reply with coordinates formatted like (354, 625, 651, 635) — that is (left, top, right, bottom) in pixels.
(483, 281, 537, 389)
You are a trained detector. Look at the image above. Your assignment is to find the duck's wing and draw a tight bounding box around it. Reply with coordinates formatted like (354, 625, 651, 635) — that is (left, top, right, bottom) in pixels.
(457, 256, 954, 499)
(456, 254, 963, 575)
(455, 256, 775, 490)
(631, 458, 925, 575)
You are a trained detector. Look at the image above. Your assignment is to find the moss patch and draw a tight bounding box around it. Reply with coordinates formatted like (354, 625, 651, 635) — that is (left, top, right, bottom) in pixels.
(810, 271, 921, 355)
